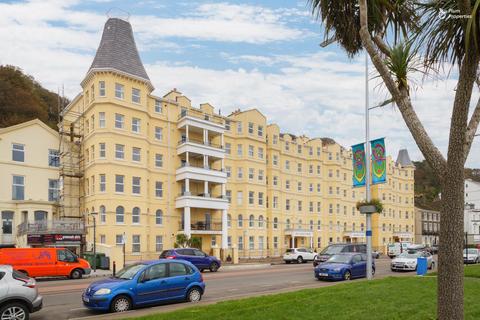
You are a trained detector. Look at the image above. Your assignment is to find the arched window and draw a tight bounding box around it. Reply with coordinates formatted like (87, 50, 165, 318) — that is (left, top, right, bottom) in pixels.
(116, 206, 124, 224)
(298, 219, 302, 228)
(310, 220, 314, 231)
(227, 214, 232, 228)
(156, 210, 163, 225)
(132, 207, 140, 224)
(343, 222, 347, 231)
(352, 222, 355, 231)
(100, 205, 106, 223)
(249, 215, 254, 228)
(286, 219, 291, 229)
(317, 220, 321, 230)
(273, 217, 278, 229)
(237, 214, 243, 228)
(406, 225, 409, 232)
(360, 223, 364, 232)
(382, 223, 386, 231)
(258, 215, 264, 228)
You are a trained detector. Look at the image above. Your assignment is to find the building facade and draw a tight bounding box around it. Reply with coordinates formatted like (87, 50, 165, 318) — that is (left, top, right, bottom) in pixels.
(464, 179, 480, 244)
(0, 119, 84, 252)
(414, 207, 440, 245)
(60, 17, 415, 265)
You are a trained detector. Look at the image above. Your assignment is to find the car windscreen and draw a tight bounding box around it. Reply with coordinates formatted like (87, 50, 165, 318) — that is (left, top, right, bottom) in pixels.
(285, 249, 295, 253)
(320, 245, 344, 255)
(464, 249, 478, 254)
(397, 252, 421, 259)
(159, 250, 172, 258)
(326, 255, 352, 264)
(114, 263, 146, 280)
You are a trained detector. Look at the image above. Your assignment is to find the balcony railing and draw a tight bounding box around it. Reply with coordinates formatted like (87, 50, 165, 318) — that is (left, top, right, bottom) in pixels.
(178, 137, 223, 149)
(17, 220, 85, 235)
(178, 162, 224, 172)
(178, 109, 225, 126)
(179, 220, 223, 232)
(177, 192, 227, 200)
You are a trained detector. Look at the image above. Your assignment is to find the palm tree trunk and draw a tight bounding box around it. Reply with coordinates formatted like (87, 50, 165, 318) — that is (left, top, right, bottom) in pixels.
(438, 165, 465, 319)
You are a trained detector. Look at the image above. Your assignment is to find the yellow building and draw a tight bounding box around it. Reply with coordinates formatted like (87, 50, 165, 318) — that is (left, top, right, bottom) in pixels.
(60, 17, 415, 266)
(0, 119, 84, 252)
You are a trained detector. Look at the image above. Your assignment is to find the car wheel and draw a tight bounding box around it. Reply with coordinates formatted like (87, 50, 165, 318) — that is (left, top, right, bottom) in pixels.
(186, 287, 202, 303)
(430, 262, 435, 270)
(391, 268, 396, 272)
(372, 267, 375, 276)
(343, 270, 351, 281)
(297, 256, 304, 264)
(70, 269, 83, 279)
(110, 295, 132, 313)
(209, 262, 219, 272)
(285, 260, 291, 264)
(0, 302, 29, 320)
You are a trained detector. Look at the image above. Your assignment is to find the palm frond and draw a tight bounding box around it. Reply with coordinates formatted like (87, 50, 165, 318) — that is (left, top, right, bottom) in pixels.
(309, 0, 418, 57)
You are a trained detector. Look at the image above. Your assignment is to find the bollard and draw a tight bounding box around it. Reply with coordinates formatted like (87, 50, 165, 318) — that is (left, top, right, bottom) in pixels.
(113, 261, 116, 277)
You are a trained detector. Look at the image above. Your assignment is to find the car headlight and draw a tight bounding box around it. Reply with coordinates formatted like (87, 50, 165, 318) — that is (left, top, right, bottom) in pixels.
(407, 261, 416, 265)
(333, 268, 342, 272)
(94, 288, 111, 295)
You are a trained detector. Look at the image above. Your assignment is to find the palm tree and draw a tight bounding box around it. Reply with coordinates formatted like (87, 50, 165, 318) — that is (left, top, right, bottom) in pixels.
(309, 1, 480, 319)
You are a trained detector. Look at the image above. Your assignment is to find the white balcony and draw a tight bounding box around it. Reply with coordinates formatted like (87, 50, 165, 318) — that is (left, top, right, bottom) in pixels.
(178, 110, 225, 134)
(177, 139, 225, 159)
(284, 229, 313, 238)
(176, 164, 227, 184)
(175, 194, 229, 210)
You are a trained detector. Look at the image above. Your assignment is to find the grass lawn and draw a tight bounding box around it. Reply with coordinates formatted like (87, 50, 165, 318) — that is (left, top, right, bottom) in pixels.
(131, 274, 480, 320)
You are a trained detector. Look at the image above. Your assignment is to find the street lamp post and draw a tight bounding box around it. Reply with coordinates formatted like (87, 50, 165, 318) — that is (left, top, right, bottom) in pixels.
(89, 212, 97, 272)
(365, 51, 373, 280)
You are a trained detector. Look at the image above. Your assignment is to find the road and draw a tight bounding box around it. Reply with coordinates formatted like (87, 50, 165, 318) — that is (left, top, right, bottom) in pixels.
(32, 258, 417, 320)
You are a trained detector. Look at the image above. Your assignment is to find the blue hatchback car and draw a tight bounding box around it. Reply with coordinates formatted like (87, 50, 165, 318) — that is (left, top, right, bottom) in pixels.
(82, 260, 205, 313)
(314, 253, 375, 281)
(159, 248, 221, 272)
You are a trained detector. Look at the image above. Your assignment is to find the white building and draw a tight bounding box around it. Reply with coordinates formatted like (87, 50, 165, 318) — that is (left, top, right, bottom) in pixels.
(464, 179, 480, 243)
(0, 119, 84, 252)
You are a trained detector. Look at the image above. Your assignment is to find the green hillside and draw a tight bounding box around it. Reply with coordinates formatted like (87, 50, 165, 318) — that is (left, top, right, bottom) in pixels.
(0, 65, 69, 129)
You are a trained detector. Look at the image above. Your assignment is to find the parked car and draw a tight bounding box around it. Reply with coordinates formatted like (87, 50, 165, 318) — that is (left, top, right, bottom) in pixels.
(407, 244, 431, 253)
(313, 244, 367, 267)
(314, 253, 375, 281)
(431, 244, 439, 254)
(463, 248, 480, 264)
(387, 242, 411, 258)
(0, 265, 43, 320)
(159, 248, 221, 272)
(390, 251, 434, 271)
(0, 248, 91, 279)
(83, 260, 205, 313)
(283, 248, 317, 264)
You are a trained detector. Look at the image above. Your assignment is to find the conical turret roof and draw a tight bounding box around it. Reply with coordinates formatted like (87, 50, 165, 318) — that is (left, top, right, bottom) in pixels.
(89, 18, 149, 81)
(396, 149, 414, 167)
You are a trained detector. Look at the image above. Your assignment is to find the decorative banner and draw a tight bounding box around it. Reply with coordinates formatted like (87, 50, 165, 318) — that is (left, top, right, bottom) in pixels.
(370, 138, 387, 184)
(352, 143, 366, 187)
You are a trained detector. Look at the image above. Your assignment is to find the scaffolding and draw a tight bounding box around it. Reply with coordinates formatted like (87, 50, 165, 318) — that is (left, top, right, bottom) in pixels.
(58, 108, 84, 220)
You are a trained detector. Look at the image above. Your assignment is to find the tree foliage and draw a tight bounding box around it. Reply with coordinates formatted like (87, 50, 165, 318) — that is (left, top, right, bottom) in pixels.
(174, 234, 202, 249)
(0, 65, 68, 129)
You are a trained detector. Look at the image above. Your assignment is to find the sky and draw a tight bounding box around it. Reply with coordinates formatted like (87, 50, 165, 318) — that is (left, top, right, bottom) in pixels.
(0, 0, 479, 167)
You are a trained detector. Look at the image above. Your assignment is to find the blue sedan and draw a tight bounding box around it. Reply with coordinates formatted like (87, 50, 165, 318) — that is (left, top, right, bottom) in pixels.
(82, 260, 205, 312)
(314, 253, 375, 281)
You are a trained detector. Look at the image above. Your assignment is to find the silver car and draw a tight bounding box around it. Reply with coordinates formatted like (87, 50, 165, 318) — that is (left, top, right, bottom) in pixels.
(0, 265, 43, 320)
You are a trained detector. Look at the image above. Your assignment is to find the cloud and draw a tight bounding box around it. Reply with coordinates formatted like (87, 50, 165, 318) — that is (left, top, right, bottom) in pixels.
(0, 0, 478, 168)
(145, 54, 479, 167)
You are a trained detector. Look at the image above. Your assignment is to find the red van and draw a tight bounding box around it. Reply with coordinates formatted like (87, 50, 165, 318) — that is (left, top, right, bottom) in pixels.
(0, 248, 91, 279)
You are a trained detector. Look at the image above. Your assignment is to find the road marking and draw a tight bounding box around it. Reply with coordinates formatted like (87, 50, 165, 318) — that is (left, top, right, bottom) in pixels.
(227, 288, 239, 292)
(261, 284, 273, 287)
